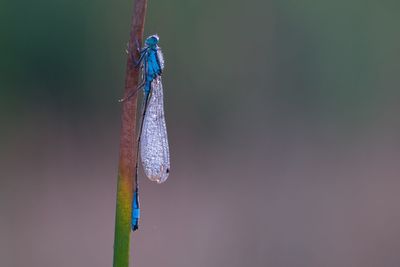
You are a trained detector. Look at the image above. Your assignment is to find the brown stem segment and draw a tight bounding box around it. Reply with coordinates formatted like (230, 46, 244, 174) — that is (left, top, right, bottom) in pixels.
(113, 0, 147, 266)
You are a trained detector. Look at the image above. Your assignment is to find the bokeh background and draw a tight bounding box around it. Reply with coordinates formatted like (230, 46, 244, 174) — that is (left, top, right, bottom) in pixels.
(1, 0, 400, 266)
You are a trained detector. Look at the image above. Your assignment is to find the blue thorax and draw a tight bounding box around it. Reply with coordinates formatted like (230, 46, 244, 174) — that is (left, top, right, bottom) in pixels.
(144, 49, 162, 95)
(142, 35, 162, 96)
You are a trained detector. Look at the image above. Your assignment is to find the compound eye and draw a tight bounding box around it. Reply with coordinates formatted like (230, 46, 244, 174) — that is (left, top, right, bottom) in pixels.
(146, 35, 159, 46)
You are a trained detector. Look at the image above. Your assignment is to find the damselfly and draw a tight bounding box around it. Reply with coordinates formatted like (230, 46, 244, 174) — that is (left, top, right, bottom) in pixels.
(120, 35, 170, 230)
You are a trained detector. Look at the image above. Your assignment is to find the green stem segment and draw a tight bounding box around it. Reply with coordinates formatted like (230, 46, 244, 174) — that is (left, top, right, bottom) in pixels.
(113, 175, 133, 267)
(113, 0, 147, 266)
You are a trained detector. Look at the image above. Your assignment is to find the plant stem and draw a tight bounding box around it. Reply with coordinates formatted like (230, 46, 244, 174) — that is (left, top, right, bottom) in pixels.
(113, 0, 147, 266)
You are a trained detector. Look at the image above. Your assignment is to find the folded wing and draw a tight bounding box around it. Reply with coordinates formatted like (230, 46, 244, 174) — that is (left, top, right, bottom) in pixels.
(140, 76, 170, 183)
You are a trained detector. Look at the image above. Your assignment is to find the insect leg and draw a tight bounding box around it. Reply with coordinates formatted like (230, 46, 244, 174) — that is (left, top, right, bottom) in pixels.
(126, 42, 148, 68)
(118, 82, 145, 103)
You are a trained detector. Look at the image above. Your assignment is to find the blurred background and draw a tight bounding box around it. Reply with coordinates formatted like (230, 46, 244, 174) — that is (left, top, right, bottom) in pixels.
(1, 0, 400, 266)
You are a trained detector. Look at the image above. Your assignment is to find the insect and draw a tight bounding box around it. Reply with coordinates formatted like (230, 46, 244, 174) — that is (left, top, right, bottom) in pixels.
(120, 35, 170, 231)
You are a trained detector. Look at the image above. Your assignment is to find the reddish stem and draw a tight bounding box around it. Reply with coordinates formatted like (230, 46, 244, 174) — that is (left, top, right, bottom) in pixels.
(113, 0, 147, 266)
